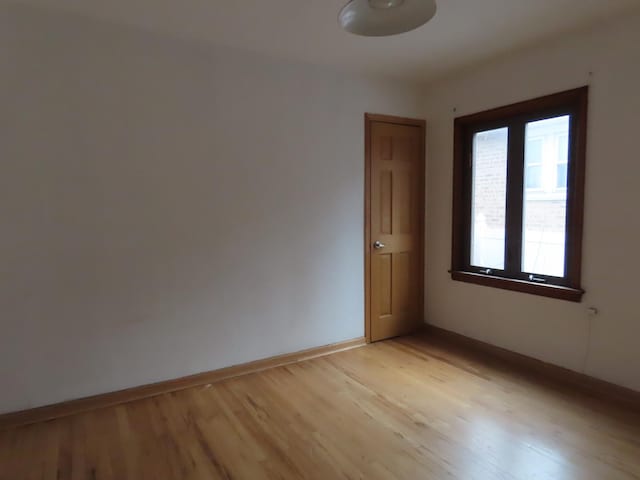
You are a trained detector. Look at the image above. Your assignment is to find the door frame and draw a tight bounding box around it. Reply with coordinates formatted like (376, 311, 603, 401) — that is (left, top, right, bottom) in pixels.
(364, 113, 426, 343)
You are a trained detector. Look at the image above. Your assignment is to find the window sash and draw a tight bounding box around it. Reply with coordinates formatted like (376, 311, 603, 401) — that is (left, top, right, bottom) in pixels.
(465, 114, 572, 284)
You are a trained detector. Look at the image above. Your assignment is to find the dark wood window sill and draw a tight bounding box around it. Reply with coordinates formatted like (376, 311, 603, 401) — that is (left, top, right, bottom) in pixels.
(450, 271, 584, 302)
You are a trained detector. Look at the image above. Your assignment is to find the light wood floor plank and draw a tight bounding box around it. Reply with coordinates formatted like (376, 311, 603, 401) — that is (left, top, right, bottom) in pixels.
(0, 335, 639, 480)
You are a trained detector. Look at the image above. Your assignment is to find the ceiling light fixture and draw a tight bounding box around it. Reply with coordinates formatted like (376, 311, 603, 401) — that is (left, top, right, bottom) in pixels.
(339, 0, 437, 37)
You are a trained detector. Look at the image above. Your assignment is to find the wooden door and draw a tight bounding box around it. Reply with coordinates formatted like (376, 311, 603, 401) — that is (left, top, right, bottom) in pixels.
(366, 114, 425, 342)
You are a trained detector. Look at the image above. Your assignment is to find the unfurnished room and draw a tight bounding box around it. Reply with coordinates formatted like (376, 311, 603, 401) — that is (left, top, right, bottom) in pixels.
(1, 0, 639, 479)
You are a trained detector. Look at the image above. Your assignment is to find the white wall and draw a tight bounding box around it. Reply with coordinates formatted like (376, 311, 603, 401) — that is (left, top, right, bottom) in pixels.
(0, 4, 422, 413)
(423, 13, 640, 392)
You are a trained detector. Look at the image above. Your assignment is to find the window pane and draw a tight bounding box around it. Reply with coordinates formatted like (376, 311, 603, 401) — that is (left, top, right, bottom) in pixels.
(556, 134, 569, 189)
(525, 139, 543, 165)
(522, 116, 570, 277)
(471, 127, 508, 270)
(526, 165, 543, 189)
(556, 163, 568, 189)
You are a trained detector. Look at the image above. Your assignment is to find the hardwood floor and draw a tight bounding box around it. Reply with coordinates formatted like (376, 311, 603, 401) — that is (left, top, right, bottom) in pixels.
(1, 334, 639, 480)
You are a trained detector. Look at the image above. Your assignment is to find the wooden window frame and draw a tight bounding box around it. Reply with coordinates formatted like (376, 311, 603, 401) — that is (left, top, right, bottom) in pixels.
(451, 87, 588, 302)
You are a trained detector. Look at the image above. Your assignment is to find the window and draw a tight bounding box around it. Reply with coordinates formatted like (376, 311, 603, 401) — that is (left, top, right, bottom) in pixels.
(451, 88, 588, 302)
(470, 127, 508, 271)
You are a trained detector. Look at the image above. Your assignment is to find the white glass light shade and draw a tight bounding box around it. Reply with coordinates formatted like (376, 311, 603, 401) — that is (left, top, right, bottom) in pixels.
(339, 0, 437, 37)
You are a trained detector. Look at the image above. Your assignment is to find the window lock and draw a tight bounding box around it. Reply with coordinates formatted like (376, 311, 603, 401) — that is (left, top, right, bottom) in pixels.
(528, 274, 547, 283)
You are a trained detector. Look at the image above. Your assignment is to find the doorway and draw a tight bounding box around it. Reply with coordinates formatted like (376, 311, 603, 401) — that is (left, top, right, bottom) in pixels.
(365, 114, 426, 342)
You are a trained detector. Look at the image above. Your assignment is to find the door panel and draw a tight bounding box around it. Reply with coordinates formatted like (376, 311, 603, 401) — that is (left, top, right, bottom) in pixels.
(380, 171, 393, 234)
(394, 170, 412, 234)
(368, 118, 424, 342)
(378, 254, 392, 316)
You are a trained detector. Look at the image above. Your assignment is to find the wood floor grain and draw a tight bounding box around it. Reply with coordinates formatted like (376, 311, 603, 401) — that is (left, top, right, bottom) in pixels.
(1, 334, 639, 480)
